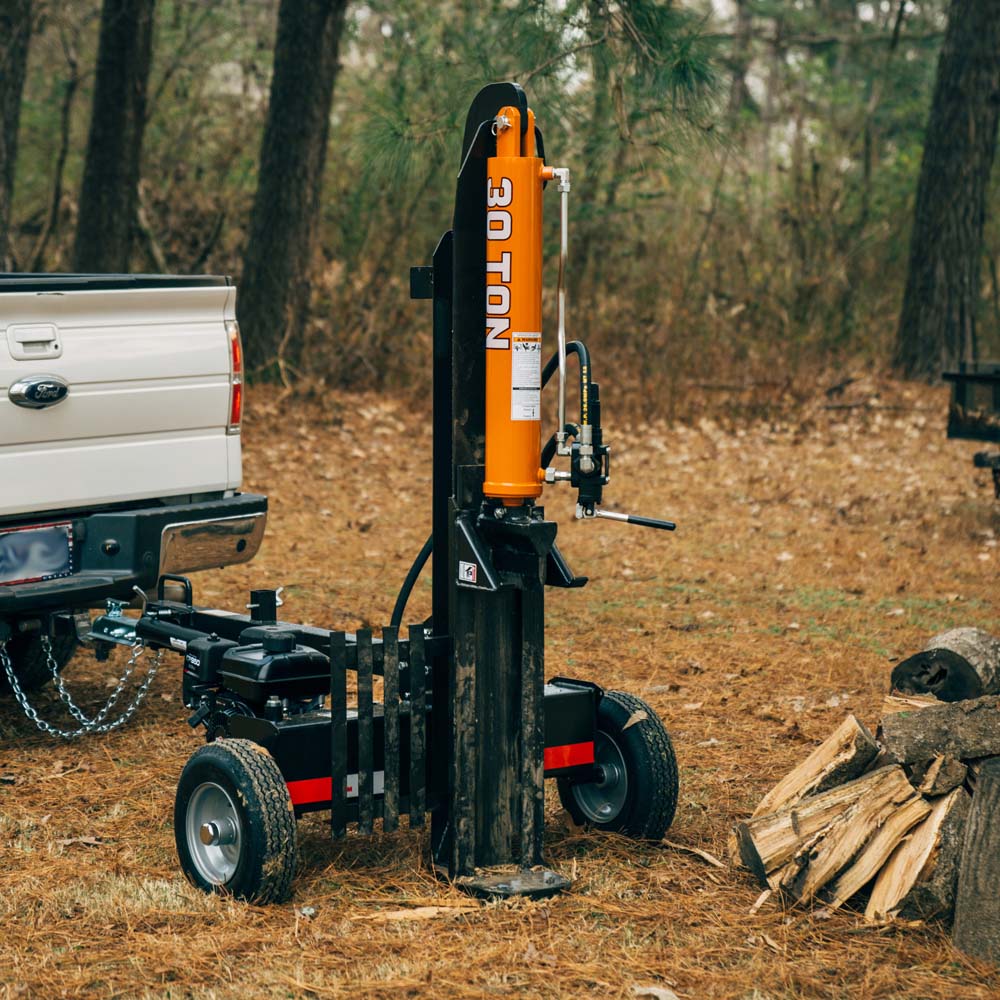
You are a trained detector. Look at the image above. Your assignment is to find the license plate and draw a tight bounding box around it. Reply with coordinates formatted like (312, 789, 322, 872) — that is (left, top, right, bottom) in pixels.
(0, 522, 74, 586)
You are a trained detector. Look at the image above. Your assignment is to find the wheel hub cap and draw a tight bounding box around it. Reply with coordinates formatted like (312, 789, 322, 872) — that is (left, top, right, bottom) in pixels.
(571, 731, 628, 824)
(187, 782, 242, 884)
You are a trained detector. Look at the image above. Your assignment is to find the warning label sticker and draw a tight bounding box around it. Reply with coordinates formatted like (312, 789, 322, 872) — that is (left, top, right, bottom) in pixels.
(458, 560, 478, 584)
(511, 332, 541, 421)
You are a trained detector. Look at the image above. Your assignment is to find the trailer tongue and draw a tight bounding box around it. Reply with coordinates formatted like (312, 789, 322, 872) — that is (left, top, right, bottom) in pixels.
(65, 82, 680, 903)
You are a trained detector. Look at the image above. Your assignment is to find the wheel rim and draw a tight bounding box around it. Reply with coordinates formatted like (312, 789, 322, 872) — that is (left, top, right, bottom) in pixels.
(186, 781, 243, 885)
(571, 730, 629, 824)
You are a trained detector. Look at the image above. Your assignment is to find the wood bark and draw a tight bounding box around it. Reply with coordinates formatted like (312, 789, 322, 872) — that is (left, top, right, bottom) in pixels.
(734, 766, 903, 887)
(891, 628, 1000, 701)
(914, 755, 967, 797)
(238, 0, 349, 374)
(893, 0, 1000, 379)
(954, 758, 1000, 961)
(0, 0, 32, 270)
(965, 758, 985, 794)
(879, 695, 1000, 763)
(751, 714, 879, 819)
(72, 0, 156, 273)
(867, 786, 970, 922)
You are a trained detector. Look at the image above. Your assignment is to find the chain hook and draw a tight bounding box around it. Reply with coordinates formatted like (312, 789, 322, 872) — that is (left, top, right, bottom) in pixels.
(1, 633, 162, 740)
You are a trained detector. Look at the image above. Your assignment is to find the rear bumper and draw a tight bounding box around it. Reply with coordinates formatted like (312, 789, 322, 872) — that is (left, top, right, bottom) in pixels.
(0, 493, 267, 614)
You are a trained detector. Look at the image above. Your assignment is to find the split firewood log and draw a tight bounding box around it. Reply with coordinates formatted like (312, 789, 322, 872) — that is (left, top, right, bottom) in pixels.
(750, 714, 879, 820)
(824, 794, 932, 909)
(891, 628, 1000, 702)
(866, 786, 970, 923)
(776, 765, 920, 904)
(879, 696, 1000, 764)
(734, 766, 905, 889)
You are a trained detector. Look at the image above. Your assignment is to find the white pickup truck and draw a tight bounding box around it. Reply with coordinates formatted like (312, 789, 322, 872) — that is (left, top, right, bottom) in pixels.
(0, 273, 266, 691)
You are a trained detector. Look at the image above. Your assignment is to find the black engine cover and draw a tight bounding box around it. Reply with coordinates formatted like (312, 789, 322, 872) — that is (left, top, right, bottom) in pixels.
(219, 630, 330, 705)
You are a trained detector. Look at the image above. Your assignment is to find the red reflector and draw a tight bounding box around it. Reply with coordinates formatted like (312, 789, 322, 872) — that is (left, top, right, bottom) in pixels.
(229, 379, 243, 429)
(543, 741, 594, 771)
(287, 776, 332, 806)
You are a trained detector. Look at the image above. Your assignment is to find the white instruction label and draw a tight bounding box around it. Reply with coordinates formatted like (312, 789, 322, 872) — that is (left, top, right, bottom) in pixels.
(511, 332, 541, 421)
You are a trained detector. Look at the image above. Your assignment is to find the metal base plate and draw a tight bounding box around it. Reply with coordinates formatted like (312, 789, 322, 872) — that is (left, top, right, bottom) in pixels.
(454, 869, 571, 901)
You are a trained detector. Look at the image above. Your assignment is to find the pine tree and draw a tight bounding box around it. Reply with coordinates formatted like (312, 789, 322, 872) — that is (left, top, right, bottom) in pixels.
(238, 0, 349, 374)
(0, 0, 33, 270)
(894, 0, 1000, 379)
(73, 0, 156, 273)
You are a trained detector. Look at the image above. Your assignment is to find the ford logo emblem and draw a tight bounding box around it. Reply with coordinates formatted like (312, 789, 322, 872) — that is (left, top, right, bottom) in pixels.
(8, 374, 70, 409)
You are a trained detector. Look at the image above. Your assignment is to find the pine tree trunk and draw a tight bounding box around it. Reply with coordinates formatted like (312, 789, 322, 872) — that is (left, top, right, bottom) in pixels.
(238, 0, 349, 374)
(893, 0, 1000, 380)
(72, 0, 156, 273)
(0, 0, 32, 271)
(727, 0, 753, 117)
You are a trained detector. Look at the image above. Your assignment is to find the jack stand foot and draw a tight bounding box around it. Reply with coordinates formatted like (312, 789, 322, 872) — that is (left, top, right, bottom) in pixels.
(452, 868, 571, 901)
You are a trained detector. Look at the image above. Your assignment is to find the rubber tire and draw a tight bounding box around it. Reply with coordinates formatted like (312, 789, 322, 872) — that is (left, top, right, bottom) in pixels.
(175, 739, 297, 903)
(557, 690, 679, 840)
(0, 632, 77, 694)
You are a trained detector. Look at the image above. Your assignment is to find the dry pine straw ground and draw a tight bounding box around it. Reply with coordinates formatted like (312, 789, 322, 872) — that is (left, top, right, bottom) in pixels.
(3, 378, 1000, 1000)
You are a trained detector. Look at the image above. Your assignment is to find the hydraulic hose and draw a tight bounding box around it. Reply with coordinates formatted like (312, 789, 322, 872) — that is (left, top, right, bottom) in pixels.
(542, 340, 590, 390)
(390, 533, 433, 630)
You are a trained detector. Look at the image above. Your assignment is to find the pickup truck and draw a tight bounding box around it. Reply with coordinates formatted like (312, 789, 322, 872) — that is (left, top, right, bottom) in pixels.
(0, 273, 267, 692)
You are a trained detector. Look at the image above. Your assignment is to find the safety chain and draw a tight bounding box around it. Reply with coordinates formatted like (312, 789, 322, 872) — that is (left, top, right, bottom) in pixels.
(1, 634, 163, 740)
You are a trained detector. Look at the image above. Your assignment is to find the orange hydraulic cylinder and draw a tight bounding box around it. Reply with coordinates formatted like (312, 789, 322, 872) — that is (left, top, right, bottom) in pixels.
(483, 107, 545, 504)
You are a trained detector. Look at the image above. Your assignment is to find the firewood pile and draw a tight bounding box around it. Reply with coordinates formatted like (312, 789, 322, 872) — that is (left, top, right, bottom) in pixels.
(730, 628, 1000, 962)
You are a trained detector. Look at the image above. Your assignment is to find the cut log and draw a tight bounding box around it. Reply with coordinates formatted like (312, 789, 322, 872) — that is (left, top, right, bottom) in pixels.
(891, 628, 1000, 702)
(734, 766, 906, 888)
(776, 765, 919, 904)
(914, 755, 967, 797)
(751, 714, 879, 819)
(954, 759, 1000, 962)
(866, 787, 970, 923)
(824, 793, 932, 909)
(878, 695, 1000, 763)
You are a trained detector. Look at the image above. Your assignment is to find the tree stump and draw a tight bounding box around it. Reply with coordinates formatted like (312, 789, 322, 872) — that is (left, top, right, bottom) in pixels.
(891, 628, 1000, 702)
(953, 758, 1000, 963)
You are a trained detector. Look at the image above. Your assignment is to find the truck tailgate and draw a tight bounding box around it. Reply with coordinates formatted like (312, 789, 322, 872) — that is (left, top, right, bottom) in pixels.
(0, 280, 241, 517)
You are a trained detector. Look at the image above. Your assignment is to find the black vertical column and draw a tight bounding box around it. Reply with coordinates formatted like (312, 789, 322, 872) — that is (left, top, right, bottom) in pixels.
(430, 232, 455, 865)
(519, 584, 546, 867)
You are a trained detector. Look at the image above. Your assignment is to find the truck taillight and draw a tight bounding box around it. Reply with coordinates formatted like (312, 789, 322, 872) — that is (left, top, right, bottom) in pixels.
(227, 320, 243, 433)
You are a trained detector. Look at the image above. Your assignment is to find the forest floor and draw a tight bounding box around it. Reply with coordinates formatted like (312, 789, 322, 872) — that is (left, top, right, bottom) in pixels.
(3, 376, 1000, 999)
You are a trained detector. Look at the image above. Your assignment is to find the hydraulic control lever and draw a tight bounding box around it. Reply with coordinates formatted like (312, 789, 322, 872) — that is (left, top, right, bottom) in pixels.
(581, 508, 677, 531)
